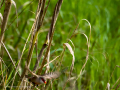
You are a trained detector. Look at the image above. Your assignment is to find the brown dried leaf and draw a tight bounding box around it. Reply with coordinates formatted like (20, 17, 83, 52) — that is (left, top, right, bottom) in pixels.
(63, 43, 75, 76)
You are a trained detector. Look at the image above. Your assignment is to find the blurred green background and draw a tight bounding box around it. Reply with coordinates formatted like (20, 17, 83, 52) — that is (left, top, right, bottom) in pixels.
(0, 0, 120, 90)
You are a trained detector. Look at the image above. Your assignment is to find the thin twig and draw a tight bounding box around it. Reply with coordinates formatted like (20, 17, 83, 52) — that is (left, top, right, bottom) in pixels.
(28, 0, 51, 73)
(25, 64, 39, 77)
(43, 55, 60, 67)
(62, 23, 81, 89)
(7, 0, 35, 30)
(16, 0, 45, 88)
(112, 77, 120, 89)
(0, 57, 7, 67)
(10, 19, 33, 90)
(1, 41, 20, 77)
(105, 65, 120, 90)
(37, 0, 63, 75)
(111, 65, 120, 89)
(0, 0, 11, 51)
(73, 19, 91, 86)
(0, 57, 4, 89)
(17, 1, 47, 89)
(21, 0, 45, 79)
(77, 19, 91, 78)
(33, 43, 47, 72)
(115, 83, 120, 90)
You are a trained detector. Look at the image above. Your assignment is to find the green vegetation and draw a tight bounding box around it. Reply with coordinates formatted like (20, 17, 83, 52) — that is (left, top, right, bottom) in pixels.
(0, 0, 120, 90)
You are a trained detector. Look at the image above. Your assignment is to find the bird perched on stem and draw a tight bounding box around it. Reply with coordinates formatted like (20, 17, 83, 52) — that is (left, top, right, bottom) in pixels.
(25, 71, 60, 86)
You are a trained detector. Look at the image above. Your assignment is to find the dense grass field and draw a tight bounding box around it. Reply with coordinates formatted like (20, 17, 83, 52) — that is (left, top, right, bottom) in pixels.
(0, 0, 120, 90)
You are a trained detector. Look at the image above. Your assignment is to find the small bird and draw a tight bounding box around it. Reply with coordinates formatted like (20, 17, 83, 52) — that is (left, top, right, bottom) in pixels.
(25, 72, 60, 86)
